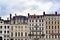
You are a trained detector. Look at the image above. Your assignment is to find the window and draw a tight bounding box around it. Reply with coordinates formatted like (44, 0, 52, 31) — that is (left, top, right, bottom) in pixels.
(7, 39, 9, 40)
(55, 26, 56, 29)
(48, 35, 50, 38)
(14, 21, 15, 24)
(7, 31, 9, 33)
(34, 28, 36, 30)
(32, 20, 34, 22)
(52, 26, 53, 29)
(36, 24, 37, 26)
(4, 39, 6, 40)
(7, 35, 9, 37)
(37, 16, 39, 18)
(4, 35, 6, 37)
(49, 30, 50, 34)
(21, 32, 23, 36)
(25, 32, 27, 36)
(15, 26, 17, 31)
(46, 26, 47, 29)
(52, 21, 53, 24)
(49, 21, 50, 24)
(11, 26, 13, 31)
(25, 39, 27, 40)
(58, 21, 59, 24)
(36, 20, 37, 22)
(15, 26, 17, 28)
(7, 26, 9, 29)
(21, 26, 23, 28)
(55, 35, 57, 38)
(21, 39, 23, 40)
(39, 20, 41, 22)
(18, 26, 20, 31)
(58, 35, 59, 38)
(4, 31, 6, 33)
(46, 30, 48, 34)
(52, 30, 53, 33)
(52, 35, 54, 38)
(49, 26, 50, 29)
(42, 24, 44, 26)
(18, 26, 20, 28)
(46, 35, 47, 38)
(32, 24, 34, 26)
(18, 39, 20, 40)
(46, 21, 47, 24)
(0, 26, 2, 29)
(4, 26, 6, 29)
(52, 18, 53, 20)
(21, 26, 23, 31)
(42, 27, 44, 30)
(39, 24, 41, 26)
(42, 20, 44, 22)
(30, 20, 31, 22)
(25, 26, 27, 28)
(18, 32, 20, 36)
(30, 24, 31, 26)
(58, 26, 59, 29)
(10, 39, 13, 40)
(15, 32, 17, 37)
(48, 18, 50, 20)
(55, 21, 56, 24)
(15, 39, 17, 40)
(58, 30, 59, 33)
(11, 32, 13, 37)
(1, 21, 2, 23)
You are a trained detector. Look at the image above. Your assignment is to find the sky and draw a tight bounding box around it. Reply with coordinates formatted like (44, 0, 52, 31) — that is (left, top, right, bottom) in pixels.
(0, 0, 60, 19)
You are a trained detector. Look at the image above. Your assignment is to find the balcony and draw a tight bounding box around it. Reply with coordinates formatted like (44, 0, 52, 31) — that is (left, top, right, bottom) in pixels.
(30, 30, 43, 32)
(28, 34, 45, 36)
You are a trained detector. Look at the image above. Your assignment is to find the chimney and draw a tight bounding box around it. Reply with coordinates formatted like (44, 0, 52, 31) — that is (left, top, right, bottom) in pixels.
(15, 14, 17, 16)
(43, 11, 45, 15)
(55, 11, 57, 15)
(0, 17, 1, 19)
(7, 18, 9, 20)
(34, 14, 35, 16)
(28, 13, 30, 16)
(34, 14, 36, 18)
(10, 14, 12, 20)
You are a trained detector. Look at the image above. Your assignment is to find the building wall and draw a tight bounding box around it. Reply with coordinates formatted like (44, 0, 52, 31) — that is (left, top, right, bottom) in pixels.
(28, 15, 45, 40)
(10, 24, 29, 40)
(0, 20, 10, 40)
(1, 13, 60, 40)
(44, 16, 60, 40)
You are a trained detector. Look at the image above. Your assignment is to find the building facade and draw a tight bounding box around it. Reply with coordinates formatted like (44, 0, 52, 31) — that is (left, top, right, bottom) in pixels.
(10, 14, 29, 40)
(0, 12, 60, 40)
(43, 12, 60, 40)
(28, 13, 45, 40)
(28, 12, 60, 40)
(0, 17, 10, 40)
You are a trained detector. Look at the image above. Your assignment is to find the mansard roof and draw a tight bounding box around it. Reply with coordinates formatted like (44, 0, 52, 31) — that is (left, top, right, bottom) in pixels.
(13, 15, 28, 20)
(28, 12, 60, 17)
(43, 14, 60, 16)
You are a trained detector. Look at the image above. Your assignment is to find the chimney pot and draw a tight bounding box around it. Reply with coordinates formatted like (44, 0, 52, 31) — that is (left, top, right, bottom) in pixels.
(15, 14, 17, 16)
(43, 11, 45, 15)
(28, 13, 30, 16)
(10, 14, 12, 20)
(7, 18, 9, 20)
(55, 11, 57, 15)
(0, 17, 1, 19)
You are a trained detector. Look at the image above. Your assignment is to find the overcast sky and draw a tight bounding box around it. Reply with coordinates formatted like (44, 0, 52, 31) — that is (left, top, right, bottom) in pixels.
(0, 0, 60, 19)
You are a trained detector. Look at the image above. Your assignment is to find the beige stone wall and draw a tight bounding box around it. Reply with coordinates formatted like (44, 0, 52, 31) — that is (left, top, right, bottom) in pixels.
(10, 24, 29, 37)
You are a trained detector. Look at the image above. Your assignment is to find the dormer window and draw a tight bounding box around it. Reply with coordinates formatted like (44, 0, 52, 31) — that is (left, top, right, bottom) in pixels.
(1, 21, 2, 23)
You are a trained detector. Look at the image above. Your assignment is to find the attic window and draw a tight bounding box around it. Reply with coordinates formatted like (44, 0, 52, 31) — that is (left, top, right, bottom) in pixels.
(1, 21, 2, 23)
